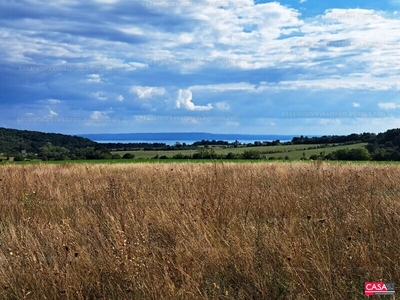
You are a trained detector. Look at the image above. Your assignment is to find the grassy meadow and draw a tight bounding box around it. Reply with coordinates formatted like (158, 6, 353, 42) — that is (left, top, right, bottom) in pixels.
(0, 142, 367, 163)
(111, 143, 368, 160)
(0, 162, 399, 299)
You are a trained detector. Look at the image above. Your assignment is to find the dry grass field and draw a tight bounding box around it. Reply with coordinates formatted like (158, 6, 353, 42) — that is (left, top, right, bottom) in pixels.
(0, 162, 399, 299)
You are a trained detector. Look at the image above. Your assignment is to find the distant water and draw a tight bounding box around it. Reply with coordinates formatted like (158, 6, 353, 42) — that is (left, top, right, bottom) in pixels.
(80, 132, 297, 145)
(91, 140, 292, 146)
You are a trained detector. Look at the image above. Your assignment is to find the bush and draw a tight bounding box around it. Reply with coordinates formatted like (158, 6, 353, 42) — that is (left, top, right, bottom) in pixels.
(193, 148, 216, 159)
(192, 153, 202, 159)
(328, 148, 371, 161)
(225, 152, 237, 159)
(111, 154, 122, 159)
(13, 156, 25, 162)
(349, 148, 371, 160)
(122, 153, 135, 159)
(241, 150, 261, 159)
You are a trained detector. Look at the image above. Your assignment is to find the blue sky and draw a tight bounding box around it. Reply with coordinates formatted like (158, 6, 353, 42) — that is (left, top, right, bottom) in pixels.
(1, 0, 400, 135)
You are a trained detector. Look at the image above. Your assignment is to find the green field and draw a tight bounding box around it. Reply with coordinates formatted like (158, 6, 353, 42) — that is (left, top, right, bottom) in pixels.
(0, 143, 371, 164)
(112, 143, 368, 160)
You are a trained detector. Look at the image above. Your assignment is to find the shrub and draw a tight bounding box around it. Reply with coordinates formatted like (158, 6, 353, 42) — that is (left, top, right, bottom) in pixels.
(225, 152, 237, 159)
(192, 153, 202, 159)
(242, 150, 261, 159)
(172, 153, 186, 159)
(193, 148, 216, 159)
(122, 153, 135, 159)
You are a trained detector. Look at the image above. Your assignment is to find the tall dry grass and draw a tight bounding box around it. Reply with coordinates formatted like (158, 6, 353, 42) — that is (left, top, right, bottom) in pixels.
(0, 162, 399, 299)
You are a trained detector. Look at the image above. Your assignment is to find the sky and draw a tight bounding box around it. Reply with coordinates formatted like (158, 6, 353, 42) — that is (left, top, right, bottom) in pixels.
(1, 0, 400, 135)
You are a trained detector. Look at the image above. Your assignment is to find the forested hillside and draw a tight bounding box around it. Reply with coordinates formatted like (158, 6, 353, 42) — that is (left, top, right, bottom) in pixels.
(0, 127, 96, 154)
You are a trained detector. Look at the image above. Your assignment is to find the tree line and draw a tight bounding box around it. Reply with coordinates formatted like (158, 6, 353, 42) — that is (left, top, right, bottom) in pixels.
(2, 127, 400, 161)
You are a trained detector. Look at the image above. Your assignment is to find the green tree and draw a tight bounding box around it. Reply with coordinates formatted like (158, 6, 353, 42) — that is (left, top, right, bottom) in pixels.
(122, 153, 135, 159)
(193, 147, 216, 159)
(225, 152, 237, 159)
(13, 155, 25, 162)
(241, 150, 261, 159)
(348, 148, 371, 160)
(39, 142, 70, 160)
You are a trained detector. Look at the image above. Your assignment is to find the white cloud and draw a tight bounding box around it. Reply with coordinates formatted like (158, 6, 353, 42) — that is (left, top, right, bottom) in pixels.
(318, 118, 342, 126)
(177, 33, 194, 44)
(93, 92, 107, 101)
(378, 102, 400, 110)
(92, 0, 119, 3)
(4, 3, 400, 80)
(226, 121, 240, 127)
(38, 98, 61, 104)
(49, 109, 58, 116)
(190, 82, 256, 92)
(3, 3, 400, 76)
(130, 86, 166, 99)
(90, 111, 107, 120)
(181, 117, 199, 124)
(128, 62, 147, 69)
(86, 111, 112, 126)
(4, 1, 400, 135)
(138, 6, 400, 82)
(215, 102, 230, 110)
(257, 76, 400, 91)
(86, 74, 102, 83)
(118, 27, 143, 35)
(175, 89, 213, 111)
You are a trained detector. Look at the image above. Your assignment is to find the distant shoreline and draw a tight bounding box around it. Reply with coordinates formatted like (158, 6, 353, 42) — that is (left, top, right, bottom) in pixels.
(93, 139, 293, 146)
(79, 132, 301, 145)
